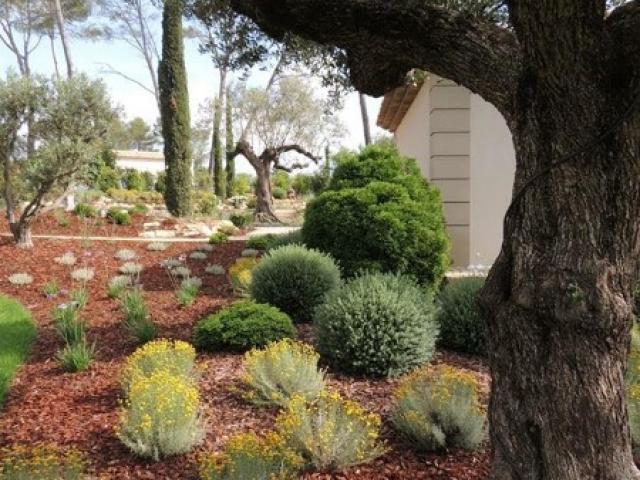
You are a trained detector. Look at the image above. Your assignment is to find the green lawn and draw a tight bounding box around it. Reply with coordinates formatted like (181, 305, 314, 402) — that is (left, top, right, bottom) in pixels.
(0, 295, 36, 407)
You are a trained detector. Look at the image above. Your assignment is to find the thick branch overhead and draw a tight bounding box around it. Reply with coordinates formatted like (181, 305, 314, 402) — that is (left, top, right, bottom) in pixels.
(227, 0, 521, 118)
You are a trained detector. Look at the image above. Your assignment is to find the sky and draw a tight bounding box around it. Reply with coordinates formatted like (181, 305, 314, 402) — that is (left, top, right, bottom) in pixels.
(0, 28, 386, 175)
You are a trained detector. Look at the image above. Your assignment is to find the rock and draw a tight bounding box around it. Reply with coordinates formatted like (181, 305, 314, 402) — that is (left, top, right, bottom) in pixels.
(143, 222, 161, 230)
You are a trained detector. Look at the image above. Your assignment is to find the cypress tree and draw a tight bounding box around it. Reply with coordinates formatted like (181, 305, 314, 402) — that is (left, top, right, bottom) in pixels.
(224, 88, 235, 198)
(158, 0, 192, 216)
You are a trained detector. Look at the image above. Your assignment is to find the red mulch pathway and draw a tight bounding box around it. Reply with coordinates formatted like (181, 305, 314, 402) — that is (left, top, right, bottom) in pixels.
(0, 238, 491, 479)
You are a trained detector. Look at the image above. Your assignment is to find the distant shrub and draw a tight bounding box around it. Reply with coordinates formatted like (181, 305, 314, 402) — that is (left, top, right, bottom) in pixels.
(272, 187, 286, 200)
(276, 391, 385, 471)
(53, 305, 86, 345)
(53, 209, 70, 227)
(107, 208, 132, 226)
(314, 272, 439, 377)
(155, 171, 167, 194)
(69, 288, 89, 310)
(437, 277, 486, 356)
(189, 251, 208, 261)
(129, 204, 149, 216)
(196, 243, 214, 252)
(97, 165, 120, 191)
(171, 266, 191, 278)
(245, 231, 303, 252)
(117, 370, 204, 460)
(198, 432, 303, 480)
(218, 223, 237, 236)
(209, 232, 229, 245)
(8, 273, 33, 286)
(147, 242, 169, 252)
(230, 212, 253, 228)
(56, 339, 94, 372)
(74, 203, 97, 218)
(194, 302, 295, 353)
(70, 268, 94, 283)
(229, 258, 260, 296)
(242, 339, 325, 408)
(121, 169, 146, 191)
(119, 262, 144, 276)
(291, 174, 313, 196)
(115, 249, 137, 261)
(205, 264, 225, 276)
(250, 245, 340, 323)
(43, 280, 60, 297)
(245, 235, 272, 251)
(391, 366, 486, 451)
(241, 249, 259, 258)
(107, 275, 132, 299)
(121, 289, 156, 343)
(177, 277, 202, 307)
(195, 191, 218, 216)
(54, 252, 76, 266)
(107, 188, 164, 204)
(0, 445, 86, 479)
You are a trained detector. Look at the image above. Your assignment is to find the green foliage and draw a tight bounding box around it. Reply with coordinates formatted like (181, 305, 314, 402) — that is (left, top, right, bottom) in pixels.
(53, 209, 70, 228)
(121, 289, 156, 343)
(159, 0, 193, 217)
(0, 445, 86, 480)
(177, 277, 202, 307)
(0, 296, 36, 407)
(129, 204, 149, 216)
(230, 212, 253, 228)
(194, 191, 218, 215)
(303, 162, 449, 286)
(74, 203, 97, 218)
(107, 275, 132, 299)
(209, 231, 229, 245)
(291, 174, 312, 195)
(56, 339, 95, 372)
(53, 305, 86, 345)
(232, 173, 252, 196)
(96, 164, 121, 191)
(437, 278, 486, 356)
(155, 171, 167, 194)
(272, 170, 290, 191)
(121, 168, 147, 191)
(314, 272, 439, 378)
(194, 301, 295, 352)
(42, 280, 60, 297)
(107, 208, 132, 226)
(107, 188, 164, 204)
(245, 234, 272, 250)
(250, 245, 341, 323)
(70, 288, 89, 310)
(272, 187, 286, 200)
(242, 339, 325, 408)
(391, 366, 486, 451)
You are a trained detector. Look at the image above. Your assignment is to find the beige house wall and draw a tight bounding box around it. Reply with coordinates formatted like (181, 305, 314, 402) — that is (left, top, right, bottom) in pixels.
(394, 76, 431, 176)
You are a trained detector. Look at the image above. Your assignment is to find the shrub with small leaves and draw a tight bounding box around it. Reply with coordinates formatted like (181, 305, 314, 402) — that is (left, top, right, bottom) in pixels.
(53, 305, 86, 345)
(229, 212, 253, 229)
(172, 266, 192, 278)
(245, 235, 272, 251)
(218, 223, 237, 236)
(162, 258, 183, 269)
(70, 268, 94, 283)
(205, 264, 225, 276)
(119, 262, 144, 276)
(69, 288, 89, 310)
(129, 204, 149, 215)
(391, 365, 486, 451)
(272, 187, 286, 200)
(209, 232, 229, 245)
(242, 339, 325, 408)
(115, 249, 137, 261)
(195, 302, 295, 353)
(107, 208, 132, 226)
(117, 370, 204, 460)
(196, 243, 214, 252)
(0, 445, 86, 479)
(8, 273, 33, 286)
(275, 390, 385, 471)
(121, 339, 196, 394)
(43, 280, 60, 297)
(241, 249, 259, 258)
(314, 272, 439, 377)
(198, 432, 303, 480)
(108, 275, 132, 299)
(56, 339, 94, 372)
(245, 231, 304, 253)
(147, 242, 169, 252)
(177, 277, 202, 307)
(54, 252, 76, 266)
(74, 203, 97, 218)
(436, 277, 486, 356)
(121, 289, 156, 343)
(250, 245, 341, 323)
(189, 251, 208, 261)
(229, 258, 260, 296)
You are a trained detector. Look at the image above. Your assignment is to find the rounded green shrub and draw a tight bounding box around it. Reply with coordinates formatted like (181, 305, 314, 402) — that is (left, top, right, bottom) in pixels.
(230, 212, 253, 228)
(250, 245, 341, 323)
(74, 203, 97, 218)
(436, 277, 486, 356)
(107, 208, 132, 226)
(194, 301, 296, 352)
(272, 187, 286, 200)
(314, 272, 439, 378)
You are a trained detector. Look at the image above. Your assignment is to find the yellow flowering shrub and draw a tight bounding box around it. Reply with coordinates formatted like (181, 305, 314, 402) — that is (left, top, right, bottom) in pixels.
(117, 370, 204, 460)
(120, 339, 196, 393)
(275, 391, 385, 471)
(391, 365, 486, 451)
(626, 323, 640, 445)
(0, 444, 86, 480)
(228, 258, 260, 296)
(242, 339, 325, 408)
(198, 432, 303, 480)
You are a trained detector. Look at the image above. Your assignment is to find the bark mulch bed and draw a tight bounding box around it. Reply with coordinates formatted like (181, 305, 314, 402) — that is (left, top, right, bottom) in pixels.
(0, 238, 491, 480)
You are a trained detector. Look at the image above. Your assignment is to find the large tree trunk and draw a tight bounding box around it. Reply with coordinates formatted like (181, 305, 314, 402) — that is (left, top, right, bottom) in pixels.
(358, 93, 371, 146)
(225, 86, 235, 199)
(210, 68, 227, 197)
(254, 161, 278, 223)
(10, 221, 34, 249)
(479, 73, 640, 479)
(53, 0, 73, 78)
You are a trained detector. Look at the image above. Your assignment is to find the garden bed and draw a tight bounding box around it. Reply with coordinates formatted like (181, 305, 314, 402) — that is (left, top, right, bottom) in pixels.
(0, 238, 491, 479)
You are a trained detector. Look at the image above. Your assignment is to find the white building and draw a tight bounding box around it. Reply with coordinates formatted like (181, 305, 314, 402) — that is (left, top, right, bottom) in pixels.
(377, 75, 515, 268)
(115, 150, 165, 175)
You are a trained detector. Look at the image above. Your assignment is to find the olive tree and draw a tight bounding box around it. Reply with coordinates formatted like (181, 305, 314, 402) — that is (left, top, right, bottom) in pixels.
(220, 0, 640, 478)
(0, 74, 113, 248)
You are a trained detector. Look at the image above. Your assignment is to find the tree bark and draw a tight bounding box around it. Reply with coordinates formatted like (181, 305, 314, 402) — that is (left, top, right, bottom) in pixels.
(225, 86, 235, 198)
(210, 67, 227, 197)
(10, 221, 33, 249)
(358, 92, 371, 145)
(254, 160, 278, 223)
(53, 0, 73, 78)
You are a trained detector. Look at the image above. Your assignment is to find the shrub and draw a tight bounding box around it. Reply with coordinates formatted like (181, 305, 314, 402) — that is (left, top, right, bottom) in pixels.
(97, 164, 120, 191)
(107, 208, 132, 226)
(276, 391, 385, 471)
(245, 232, 304, 252)
(172, 266, 191, 278)
(195, 191, 218, 216)
(54, 252, 76, 266)
(43, 280, 60, 297)
(314, 273, 439, 377)
(177, 277, 202, 307)
(69, 288, 89, 310)
(53, 305, 85, 345)
(194, 302, 295, 353)
(272, 187, 286, 200)
(0, 445, 86, 479)
(242, 339, 325, 408)
(291, 173, 313, 196)
(245, 235, 272, 251)
(205, 264, 225, 276)
(70, 268, 94, 283)
(54, 209, 70, 227)
(121, 168, 146, 191)
(391, 366, 486, 451)
(129, 203, 149, 216)
(107, 275, 132, 299)
(56, 339, 94, 372)
(119, 262, 144, 276)
(107, 188, 164, 204)
(189, 251, 208, 261)
(117, 370, 204, 460)
(115, 249, 137, 261)
(241, 248, 259, 258)
(229, 258, 260, 296)
(198, 432, 303, 480)
(121, 289, 156, 343)
(209, 232, 229, 245)
(121, 339, 196, 394)
(155, 171, 167, 193)
(147, 242, 169, 251)
(74, 203, 97, 218)
(218, 223, 237, 236)
(250, 245, 340, 323)
(7, 273, 33, 286)
(437, 277, 486, 356)
(230, 212, 253, 228)
(196, 243, 215, 252)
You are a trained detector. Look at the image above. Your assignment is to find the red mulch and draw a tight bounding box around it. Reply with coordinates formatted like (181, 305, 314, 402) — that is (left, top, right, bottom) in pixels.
(0, 238, 491, 479)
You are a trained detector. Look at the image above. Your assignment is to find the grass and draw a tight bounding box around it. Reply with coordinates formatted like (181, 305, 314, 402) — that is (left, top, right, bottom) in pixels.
(0, 295, 36, 407)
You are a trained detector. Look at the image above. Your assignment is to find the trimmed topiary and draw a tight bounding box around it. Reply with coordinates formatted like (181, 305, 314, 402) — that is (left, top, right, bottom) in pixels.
(314, 272, 439, 378)
(250, 245, 341, 323)
(436, 277, 486, 356)
(302, 145, 449, 288)
(194, 301, 296, 352)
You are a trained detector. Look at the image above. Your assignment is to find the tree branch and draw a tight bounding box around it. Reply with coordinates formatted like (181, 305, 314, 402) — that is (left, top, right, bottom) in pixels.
(227, 0, 520, 118)
(607, 0, 640, 80)
(96, 63, 157, 97)
(274, 144, 319, 163)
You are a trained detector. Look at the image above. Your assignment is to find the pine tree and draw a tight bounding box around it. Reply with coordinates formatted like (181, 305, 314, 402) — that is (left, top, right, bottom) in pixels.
(158, 0, 192, 216)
